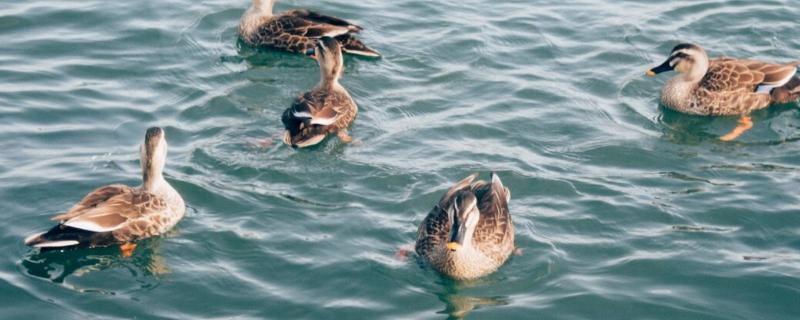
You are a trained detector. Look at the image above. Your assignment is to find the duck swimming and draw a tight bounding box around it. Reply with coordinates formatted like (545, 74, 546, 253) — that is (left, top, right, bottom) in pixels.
(647, 43, 800, 140)
(238, 0, 380, 57)
(24, 127, 185, 257)
(282, 37, 358, 148)
(416, 173, 514, 280)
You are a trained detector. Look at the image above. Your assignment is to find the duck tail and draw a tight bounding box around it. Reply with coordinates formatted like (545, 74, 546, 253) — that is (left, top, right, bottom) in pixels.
(281, 105, 329, 149)
(771, 76, 800, 104)
(336, 34, 381, 58)
(24, 224, 107, 249)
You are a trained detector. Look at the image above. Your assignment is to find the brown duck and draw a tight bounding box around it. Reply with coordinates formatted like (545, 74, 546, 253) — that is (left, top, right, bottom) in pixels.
(282, 37, 358, 148)
(416, 173, 514, 280)
(24, 127, 185, 257)
(239, 0, 380, 57)
(647, 43, 800, 140)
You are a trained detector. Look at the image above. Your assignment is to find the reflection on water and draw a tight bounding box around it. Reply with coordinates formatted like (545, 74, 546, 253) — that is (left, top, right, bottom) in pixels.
(437, 292, 509, 320)
(417, 257, 513, 319)
(3, 0, 800, 318)
(20, 239, 168, 293)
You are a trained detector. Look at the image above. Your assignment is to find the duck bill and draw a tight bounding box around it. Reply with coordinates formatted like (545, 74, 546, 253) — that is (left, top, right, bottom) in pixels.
(447, 225, 467, 251)
(646, 60, 673, 77)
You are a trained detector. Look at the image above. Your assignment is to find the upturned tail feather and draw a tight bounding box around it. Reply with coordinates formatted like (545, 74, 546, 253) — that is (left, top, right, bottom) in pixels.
(335, 34, 380, 58)
(771, 77, 800, 104)
(24, 224, 112, 249)
(281, 105, 329, 148)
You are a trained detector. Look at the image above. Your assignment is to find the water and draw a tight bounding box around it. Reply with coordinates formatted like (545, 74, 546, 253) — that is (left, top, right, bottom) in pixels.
(1, 0, 799, 318)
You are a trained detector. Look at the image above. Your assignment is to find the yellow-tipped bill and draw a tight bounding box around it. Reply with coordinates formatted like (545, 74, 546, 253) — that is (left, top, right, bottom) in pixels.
(646, 69, 656, 77)
(447, 242, 462, 251)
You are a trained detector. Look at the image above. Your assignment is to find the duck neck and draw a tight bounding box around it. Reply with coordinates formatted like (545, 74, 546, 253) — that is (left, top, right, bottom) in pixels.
(682, 54, 709, 84)
(250, 0, 274, 16)
(318, 76, 341, 90)
(240, 0, 274, 36)
(143, 172, 168, 193)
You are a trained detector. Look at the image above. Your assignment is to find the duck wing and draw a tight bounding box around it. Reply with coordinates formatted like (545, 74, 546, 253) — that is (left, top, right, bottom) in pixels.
(706, 58, 798, 93)
(283, 90, 350, 129)
(51, 185, 167, 233)
(277, 11, 358, 39)
(471, 173, 514, 259)
(287, 9, 363, 31)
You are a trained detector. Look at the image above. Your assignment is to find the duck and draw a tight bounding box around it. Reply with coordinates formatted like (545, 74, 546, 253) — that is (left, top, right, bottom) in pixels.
(282, 37, 358, 148)
(416, 173, 514, 280)
(238, 0, 380, 57)
(24, 127, 185, 257)
(647, 43, 800, 141)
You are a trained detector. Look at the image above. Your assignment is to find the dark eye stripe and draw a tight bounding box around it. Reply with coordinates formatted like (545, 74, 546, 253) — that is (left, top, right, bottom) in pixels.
(669, 52, 691, 66)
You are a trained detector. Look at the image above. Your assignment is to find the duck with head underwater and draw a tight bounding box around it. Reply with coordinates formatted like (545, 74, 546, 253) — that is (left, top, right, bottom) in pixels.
(416, 173, 515, 280)
(238, 0, 380, 57)
(24, 127, 185, 257)
(281, 37, 358, 148)
(647, 43, 800, 141)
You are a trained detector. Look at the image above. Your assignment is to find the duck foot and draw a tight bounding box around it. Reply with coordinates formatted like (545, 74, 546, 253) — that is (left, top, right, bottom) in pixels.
(394, 244, 414, 262)
(336, 130, 353, 143)
(120, 242, 137, 258)
(719, 116, 753, 141)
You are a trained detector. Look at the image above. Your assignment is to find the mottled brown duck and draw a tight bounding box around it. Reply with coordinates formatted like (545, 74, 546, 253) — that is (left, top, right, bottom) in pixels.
(647, 43, 800, 141)
(239, 0, 380, 57)
(416, 173, 514, 280)
(24, 127, 185, 257)
(282, 37, 358, 148)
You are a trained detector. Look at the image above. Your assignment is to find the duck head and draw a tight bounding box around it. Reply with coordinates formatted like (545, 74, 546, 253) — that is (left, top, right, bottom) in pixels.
(446, 192, 480, 252)
(309, 37, 345, 87)
(647, 43, 709, 82)
(140, 127, 168, 190)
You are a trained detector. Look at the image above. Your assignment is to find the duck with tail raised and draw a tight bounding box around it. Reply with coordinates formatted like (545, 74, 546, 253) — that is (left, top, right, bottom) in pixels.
(416, 173, 515, 280)
(647, 43, 800, 141)
(282, 37, 358, 148)
(239, 0, 380, 57)
(24, 127, 185, 257)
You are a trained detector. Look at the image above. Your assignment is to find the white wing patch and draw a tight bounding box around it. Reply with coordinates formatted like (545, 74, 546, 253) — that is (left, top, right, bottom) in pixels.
(756, 68, 796, 93)
(34, 240, 80, 248)
(755, 85, 776, 94)
(310, 115, 338, 126)
(23, 231, 46, 245)
(295, 134, 326, 148)
(64, 219, 124, 232)
(321, 27, 350, 38)
(293, 111, 313, 118)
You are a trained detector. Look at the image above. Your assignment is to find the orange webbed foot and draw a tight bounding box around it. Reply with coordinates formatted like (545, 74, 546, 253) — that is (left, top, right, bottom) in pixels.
(336, 130, 353, 143)
(120, 242, 137, 258)
(719, 116, 753, 141)
(394, 244, 415, 262)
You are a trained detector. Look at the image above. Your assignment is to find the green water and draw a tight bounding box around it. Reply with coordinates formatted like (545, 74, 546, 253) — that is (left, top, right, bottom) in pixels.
(2, 0, 800, 319)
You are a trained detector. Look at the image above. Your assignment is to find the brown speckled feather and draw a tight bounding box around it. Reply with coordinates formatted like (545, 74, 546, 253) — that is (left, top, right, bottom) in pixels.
(415, 174, 478, 256)
(281, 86, 357, 146)
(52, 184, 134, 222)
(689, 58, 799, 115)
(51, 184, 170, 242)
(24, 127, 185, 250)
(281, 37, 358, 147)
(654, 45, 799, 116)
(240, 6, 379, 57)
(470, 178, 514, 263)
(415, 173, 514, 279)
(688, 59, 770, 115)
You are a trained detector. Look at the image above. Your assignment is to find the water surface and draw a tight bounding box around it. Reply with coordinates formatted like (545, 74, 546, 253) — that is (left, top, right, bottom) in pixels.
(1, 0, 799, 319)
